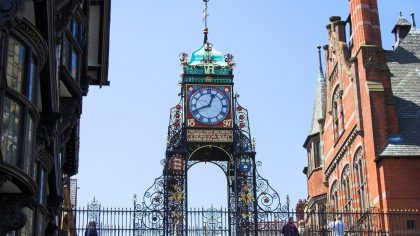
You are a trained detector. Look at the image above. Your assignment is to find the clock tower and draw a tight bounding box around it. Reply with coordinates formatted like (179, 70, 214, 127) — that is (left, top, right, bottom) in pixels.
(150, 1, 286, 235)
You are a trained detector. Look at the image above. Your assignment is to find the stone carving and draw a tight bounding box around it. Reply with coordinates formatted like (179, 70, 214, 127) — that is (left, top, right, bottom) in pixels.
(36, 124, 56, 172)
(55, 0, 83, 33)
(59, 98, 79, 147)
(0, 0, 26, 35)
(0, 194, 35, 235)
(15, 19, 48, 67)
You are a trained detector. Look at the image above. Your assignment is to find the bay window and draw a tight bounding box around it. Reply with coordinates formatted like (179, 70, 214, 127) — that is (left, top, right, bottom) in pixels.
(1, 36, 38, 176)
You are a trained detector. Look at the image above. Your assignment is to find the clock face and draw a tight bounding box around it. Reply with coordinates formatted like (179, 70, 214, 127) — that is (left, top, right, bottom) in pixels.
(189, 87, 230, 125)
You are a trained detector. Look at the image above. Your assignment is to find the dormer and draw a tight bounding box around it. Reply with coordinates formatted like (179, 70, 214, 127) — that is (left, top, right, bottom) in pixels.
(391, 13, 412, 45)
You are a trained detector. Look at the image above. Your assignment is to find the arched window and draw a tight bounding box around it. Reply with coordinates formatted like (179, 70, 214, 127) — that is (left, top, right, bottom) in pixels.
(341, 165, 351, 211)
(332, 87, 344, 141)
(330, 180, 339, 211)
(354, 147, 367, 210)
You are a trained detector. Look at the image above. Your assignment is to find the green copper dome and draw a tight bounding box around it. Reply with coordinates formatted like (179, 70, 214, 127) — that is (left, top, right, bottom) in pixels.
(189, 44, 228, 67)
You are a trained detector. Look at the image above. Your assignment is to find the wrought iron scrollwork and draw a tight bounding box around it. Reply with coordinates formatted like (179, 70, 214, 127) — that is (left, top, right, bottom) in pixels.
(134, 176, 165, 236)
(255, 161, 289, 223)
(139, 176, 165, 211)
(167, 101, 184, 151)
(87, 197, 101, 223)
(234, 97, 253, 152)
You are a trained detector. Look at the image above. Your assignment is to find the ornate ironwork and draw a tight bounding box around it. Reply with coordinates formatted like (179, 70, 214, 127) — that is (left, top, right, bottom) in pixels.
(167, 101, 184, 151)
(139, 176, 165, 212)
(87, 197, 101, 223)
(66, 205, 420, 236)
(187, 160, 229, 174)
(133, 176, 165, 236)
(255, 161, 288, 214)
(234, 97, 253, 153)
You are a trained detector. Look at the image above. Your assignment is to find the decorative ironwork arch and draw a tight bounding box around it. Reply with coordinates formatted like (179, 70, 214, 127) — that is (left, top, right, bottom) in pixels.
(187, 160, 230, 176)
(189, 145, 233, 162)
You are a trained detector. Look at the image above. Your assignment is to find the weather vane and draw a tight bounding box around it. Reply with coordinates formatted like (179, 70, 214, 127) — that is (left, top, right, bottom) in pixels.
(203, 0, 209, 28)
(202, 0, 210, 43)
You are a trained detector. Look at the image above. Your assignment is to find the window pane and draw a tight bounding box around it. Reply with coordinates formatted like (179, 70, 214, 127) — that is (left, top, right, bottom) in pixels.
(1, 97, 23, 166)
(71, 48, 78, 79)
(71, 19, 79, 41)
(314, 141, 321, 168)
(27, 57, 38, 103)
(20, 207, 34, 236)
(62, 37, 71, 69)
(6, 37, 26, 94)
(23, 117, 34, 176)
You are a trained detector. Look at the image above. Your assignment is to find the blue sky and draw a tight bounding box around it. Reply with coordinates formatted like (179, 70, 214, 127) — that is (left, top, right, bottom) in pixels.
(76, 1, 420, 209)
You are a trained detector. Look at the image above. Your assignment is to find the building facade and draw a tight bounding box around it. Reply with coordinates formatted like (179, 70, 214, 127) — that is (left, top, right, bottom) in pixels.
(0, 0, 110, 235)
(304, 0, 419, 224)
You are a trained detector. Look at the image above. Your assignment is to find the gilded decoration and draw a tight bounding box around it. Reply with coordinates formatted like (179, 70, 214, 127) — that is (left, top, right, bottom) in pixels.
(169, 184, 184, 204)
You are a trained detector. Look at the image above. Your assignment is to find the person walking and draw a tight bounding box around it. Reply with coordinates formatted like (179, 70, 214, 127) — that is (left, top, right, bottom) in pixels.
(85, 221, 98, 236)
(281, 217, 299, 236)
(333, 215, 345, 236)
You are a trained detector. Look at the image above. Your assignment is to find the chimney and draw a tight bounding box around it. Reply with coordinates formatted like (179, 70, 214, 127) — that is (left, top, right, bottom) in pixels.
(349, 0, 382, 49)
(329, 16, 347, 43)
(411, 12, 416, 28)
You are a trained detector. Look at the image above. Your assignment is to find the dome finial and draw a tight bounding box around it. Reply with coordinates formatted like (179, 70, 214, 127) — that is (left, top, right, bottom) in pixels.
(203, 0, 210, 44)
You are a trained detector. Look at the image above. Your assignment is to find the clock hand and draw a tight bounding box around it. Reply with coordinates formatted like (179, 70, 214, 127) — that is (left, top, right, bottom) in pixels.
(196, 105, 208, 111)
(196, 94, 216, 111)
(208, 94, 215, 106)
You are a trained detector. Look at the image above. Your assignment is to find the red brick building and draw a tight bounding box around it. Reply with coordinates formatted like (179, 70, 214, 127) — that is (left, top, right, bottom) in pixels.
(304, 0, 420, 217)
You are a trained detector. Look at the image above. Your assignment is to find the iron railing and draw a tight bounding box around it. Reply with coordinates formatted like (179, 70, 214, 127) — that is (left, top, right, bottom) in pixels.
(63, 207, 419, 236)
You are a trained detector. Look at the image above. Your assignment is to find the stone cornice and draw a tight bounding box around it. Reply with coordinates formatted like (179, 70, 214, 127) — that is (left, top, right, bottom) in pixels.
(324, 125, 360, 180)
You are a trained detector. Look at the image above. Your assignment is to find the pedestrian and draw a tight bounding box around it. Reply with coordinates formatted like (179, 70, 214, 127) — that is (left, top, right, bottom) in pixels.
(333, 215, 345, 236)
(327, 218, 336, 232)
(298, 220, 306, 236)
(85, 221, 98, 236)
(281, 217, 299, 236)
